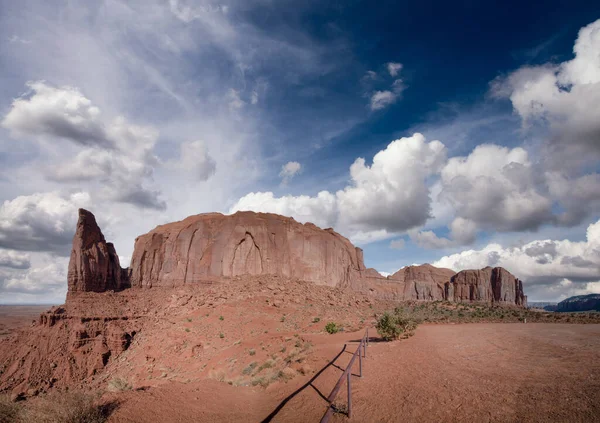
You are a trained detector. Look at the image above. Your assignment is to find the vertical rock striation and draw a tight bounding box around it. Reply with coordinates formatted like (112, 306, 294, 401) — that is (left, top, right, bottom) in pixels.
(128, 211, 367, 288)
(67, 209, 128, 292)
(445, 267, 527, 306)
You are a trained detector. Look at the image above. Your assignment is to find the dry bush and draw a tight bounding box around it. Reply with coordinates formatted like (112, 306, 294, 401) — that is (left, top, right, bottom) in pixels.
(18, 391, 107, 423)
(0, 395, 22, 423)
(107, 377, 132, 393)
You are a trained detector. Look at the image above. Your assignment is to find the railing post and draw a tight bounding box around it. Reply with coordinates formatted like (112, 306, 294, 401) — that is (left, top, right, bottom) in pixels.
(359, 346, 362, 377)
(347, 371, 352, 418)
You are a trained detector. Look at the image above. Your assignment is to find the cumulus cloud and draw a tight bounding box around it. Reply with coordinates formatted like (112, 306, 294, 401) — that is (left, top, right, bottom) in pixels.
(232, 133, 446, 236)
(3, 81, 166, 210)
(492, 18, 600, 165)
(279, 161, 302, 184)
(230, 191, 338, 229)
(2, 81, 110, 148)
(0, 249, 31, 269)
(440, 144, 553, 232)
(338, 133, 445, 231)
(433, 218, 600, 301)
(0, 191, 90, 254)
(387, 62, 403, 77)
(1, 256, 68, 298)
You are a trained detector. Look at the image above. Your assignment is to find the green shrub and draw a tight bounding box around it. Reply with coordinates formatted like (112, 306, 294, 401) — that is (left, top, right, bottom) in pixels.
(219, 316, 224, 321)
(325, 322, 339, 334)
(376, 310, 419, 341)
(219, 332, 225, 339)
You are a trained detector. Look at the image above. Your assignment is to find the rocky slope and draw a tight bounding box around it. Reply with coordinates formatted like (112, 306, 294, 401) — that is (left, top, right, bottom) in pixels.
(555, 294, 600, 312)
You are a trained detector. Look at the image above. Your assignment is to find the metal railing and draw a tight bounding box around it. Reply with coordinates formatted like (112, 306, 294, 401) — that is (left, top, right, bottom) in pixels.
(320, 328, 369, 422)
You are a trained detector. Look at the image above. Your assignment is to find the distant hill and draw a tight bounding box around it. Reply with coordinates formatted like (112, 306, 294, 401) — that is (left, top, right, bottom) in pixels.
(528, 302, 557, 310)
(555, 294, 600, 312)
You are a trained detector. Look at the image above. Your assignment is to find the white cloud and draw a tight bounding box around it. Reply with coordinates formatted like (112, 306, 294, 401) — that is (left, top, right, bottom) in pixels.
(433, 218, 600, 301)
(338, 133, 446, 231)
(492, 18, 600, 165)
(232, 133, 446, 237)
(2, 81, 109, 147)
(0, 255, 68, 302)
(279, 161, 302, 184)
(370, 90, 397, 111)
(0, 249, 30, 269)
(3, 81, 166, 210)
(230, 191, 338, 229)
(387, 62, 403, 77)
(176, 141, 217, 181)
(0, 191, 91, 254)
(440, 144, 553, 232)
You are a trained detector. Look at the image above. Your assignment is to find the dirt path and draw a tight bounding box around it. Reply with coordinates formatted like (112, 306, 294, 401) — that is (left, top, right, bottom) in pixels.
(107, 324, 600, 423)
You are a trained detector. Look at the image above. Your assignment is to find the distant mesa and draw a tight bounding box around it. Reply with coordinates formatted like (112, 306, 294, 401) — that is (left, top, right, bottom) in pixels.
(554, 294, 600, 312)
(68, 209, 527, 307)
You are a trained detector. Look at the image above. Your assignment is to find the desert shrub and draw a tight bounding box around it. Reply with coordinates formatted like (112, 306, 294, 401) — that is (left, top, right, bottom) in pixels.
(242, 362, 257, 375)
(325, 322, 339, 334)
(312, 317, 320, 323)
(107, 377, 132, 392)
(258, 359, 275, 372)
(376, 310, 419, 341)
(219, 316, 224, 321)
(375, 312, 402, 341)
(0, 395, 21, 423)
(20, 391, 107, 423)
(248, 349, 256, 356)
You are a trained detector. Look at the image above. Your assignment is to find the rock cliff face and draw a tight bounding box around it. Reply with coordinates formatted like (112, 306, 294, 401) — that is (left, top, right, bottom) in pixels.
(128, 211, 367, 288)
(389, 264, 456, 301)
(66, 209, 527, 307)
(445, 267, 527, 306)
(67, 209, 128, 292)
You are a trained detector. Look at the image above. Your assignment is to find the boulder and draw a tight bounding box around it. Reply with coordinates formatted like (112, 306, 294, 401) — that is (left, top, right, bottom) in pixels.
(128, 211, 367, 288)
(67, 209, 128, 292)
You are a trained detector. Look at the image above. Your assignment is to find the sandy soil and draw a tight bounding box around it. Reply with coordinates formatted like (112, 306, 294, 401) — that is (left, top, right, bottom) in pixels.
(0, 306, 49, 339)
(106, 323, 600, 423)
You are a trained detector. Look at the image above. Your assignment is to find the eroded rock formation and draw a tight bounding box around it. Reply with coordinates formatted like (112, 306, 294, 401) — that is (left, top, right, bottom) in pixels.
(127, 211, 368, 289)
(445, 267, 527, 306)
(389, 264, 457, 301)
(68, 209, 128, 292)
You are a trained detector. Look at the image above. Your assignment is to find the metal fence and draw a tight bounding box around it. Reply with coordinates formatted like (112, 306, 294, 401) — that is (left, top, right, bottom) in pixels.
(320, 328, 369, 422)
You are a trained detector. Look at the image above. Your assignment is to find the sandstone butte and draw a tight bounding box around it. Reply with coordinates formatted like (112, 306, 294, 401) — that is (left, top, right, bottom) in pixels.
(68, 208, 527, 306)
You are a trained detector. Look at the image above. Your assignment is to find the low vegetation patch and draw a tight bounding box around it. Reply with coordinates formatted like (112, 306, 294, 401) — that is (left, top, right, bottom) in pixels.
(391, 301, 600, 324)
(325, 322, 339, 334)
(1, 391, 109, 423)
(107, 377, 132, 392)
(376, 308, 419, 341)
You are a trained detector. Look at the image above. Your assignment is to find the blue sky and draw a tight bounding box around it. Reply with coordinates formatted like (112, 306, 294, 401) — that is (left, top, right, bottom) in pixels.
(0, 0, 599, 303)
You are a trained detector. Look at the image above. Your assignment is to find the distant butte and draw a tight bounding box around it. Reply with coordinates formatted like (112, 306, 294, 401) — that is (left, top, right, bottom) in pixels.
(69, 208, 527, 307)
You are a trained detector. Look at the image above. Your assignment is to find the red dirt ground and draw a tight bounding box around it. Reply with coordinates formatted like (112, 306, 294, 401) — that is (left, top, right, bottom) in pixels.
(106, 323, 600, 423)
